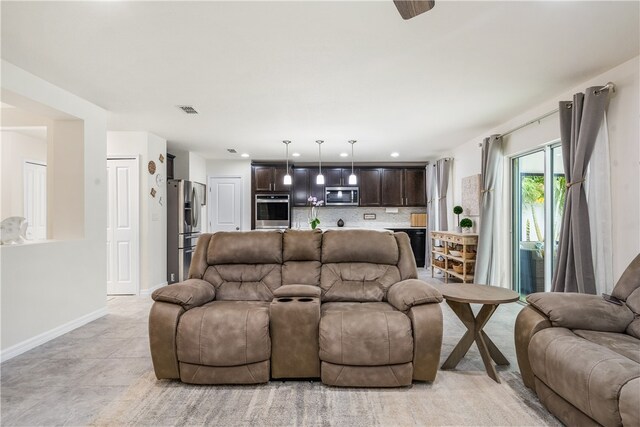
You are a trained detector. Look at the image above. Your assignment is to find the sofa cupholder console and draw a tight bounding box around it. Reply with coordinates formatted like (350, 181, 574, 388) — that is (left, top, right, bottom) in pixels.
(270, 285, 322, 379)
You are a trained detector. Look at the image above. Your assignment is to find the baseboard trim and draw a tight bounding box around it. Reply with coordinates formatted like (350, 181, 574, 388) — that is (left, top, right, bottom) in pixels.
(0, 306, 108, 363)
(140, 281, 168, 297)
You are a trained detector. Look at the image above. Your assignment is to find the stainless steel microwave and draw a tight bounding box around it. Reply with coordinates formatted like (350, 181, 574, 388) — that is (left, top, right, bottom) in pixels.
(325, 187, 359, 206)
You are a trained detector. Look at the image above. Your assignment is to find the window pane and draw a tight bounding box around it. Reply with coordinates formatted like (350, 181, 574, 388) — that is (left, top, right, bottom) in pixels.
(551, 146, 566, 276)
(513, 151, 545, 299)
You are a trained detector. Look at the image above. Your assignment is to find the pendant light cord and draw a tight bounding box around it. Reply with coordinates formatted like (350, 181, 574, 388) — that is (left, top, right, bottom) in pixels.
(284, 140, 290, 172)
(349, 140, 356, 174)
(316, 140, 323, 174)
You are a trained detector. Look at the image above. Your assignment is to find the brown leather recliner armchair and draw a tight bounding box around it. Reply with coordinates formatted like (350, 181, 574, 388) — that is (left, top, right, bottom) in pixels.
(515, 254, 640, 426)
(149, 229, 443, 387)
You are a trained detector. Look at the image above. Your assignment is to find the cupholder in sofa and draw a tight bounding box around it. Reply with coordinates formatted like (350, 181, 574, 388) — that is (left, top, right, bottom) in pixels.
(297, 298, 314, 302)
(277, 298, 293, 302)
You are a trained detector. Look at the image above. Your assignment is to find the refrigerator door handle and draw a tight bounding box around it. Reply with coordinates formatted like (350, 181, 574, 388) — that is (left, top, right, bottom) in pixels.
(192, 187, 199, 229)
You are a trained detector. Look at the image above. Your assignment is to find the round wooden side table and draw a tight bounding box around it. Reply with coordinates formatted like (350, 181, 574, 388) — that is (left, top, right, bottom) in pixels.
(436, 283, 519, 383)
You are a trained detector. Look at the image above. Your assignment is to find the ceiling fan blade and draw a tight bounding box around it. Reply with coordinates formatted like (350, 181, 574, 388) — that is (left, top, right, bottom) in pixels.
(393, 0, 435, 20)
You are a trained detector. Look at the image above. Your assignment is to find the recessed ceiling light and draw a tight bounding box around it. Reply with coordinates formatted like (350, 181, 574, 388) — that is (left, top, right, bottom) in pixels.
(339, 152, 348, 157)
(241, 153, 250, 158)
(292, 152, 301, 157)
(390, 152, 400, 158)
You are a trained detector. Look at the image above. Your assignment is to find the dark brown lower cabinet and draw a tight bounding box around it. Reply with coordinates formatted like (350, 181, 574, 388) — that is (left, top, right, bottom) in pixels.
(387, 228, 426, 267)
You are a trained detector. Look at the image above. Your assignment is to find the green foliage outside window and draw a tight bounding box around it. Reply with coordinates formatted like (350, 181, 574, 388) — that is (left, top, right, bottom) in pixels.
(521, 174, 567, 243)
(521, 175, 545, 241)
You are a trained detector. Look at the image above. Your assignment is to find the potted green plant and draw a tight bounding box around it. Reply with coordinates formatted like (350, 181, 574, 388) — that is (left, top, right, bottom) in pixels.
(460, 218, 473, 233)
(453, 206, 463, 232)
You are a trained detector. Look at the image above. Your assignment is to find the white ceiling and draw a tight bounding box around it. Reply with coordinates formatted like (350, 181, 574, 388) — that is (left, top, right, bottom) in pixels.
(2, 1, 638, 162)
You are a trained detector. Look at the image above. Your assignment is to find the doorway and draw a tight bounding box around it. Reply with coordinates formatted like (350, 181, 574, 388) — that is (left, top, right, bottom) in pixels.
(107, 157, 140, 295)
(511, 144, 565, 299)
(208, 176, 243, 232)
(23, 161, 47, 240)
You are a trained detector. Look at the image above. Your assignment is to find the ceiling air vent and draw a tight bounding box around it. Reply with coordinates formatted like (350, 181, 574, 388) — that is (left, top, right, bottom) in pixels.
(177, 105, 198, 114)
(227, 149, 237, 153)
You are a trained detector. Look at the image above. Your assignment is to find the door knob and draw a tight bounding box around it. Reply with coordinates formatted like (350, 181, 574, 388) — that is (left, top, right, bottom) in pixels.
(236, 227, 240, 230)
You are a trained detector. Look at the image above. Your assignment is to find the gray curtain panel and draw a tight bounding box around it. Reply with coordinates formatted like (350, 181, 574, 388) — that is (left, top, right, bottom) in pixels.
(436, 159, 450, 231)
(425, 163, 437, 267)
(552, 88, 608, 293)
(474, 135, 503, 285)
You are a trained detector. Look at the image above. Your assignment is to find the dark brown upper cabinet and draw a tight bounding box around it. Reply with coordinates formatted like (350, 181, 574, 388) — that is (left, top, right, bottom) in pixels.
(253, 165, 290, 193)
(166, 153, 175, 180)
(381, 168, 404, 206)
(404, 168, 426, 206)
(382, 168, 426, 207)
(285, 165, 425, 208)
(292, 167, 324, 206)
(324, 168, 357, 187)
(359, 169, 382, 206)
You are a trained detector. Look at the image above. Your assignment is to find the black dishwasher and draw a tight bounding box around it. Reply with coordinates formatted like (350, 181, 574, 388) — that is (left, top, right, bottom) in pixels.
(387, 228, 426, 268)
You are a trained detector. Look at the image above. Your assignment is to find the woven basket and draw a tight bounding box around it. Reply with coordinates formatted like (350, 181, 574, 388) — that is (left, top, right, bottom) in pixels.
(461, 251, 476, 260)
(433, 258, 446, 269)
(453, 263, 474, 275)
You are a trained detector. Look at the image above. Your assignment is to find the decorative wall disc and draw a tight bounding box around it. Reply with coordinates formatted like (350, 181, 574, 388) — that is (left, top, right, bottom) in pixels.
(148, 161, 157, 175)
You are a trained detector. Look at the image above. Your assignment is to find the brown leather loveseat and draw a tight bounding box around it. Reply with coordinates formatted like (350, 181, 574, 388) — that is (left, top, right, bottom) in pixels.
(149, 229, 443, 387)
(515, 254, 640, 426)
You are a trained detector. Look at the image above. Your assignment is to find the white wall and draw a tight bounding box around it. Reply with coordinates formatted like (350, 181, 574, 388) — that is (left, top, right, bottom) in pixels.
(168, 146, 189, 180)
(0, 130, 47, 220)
(146, 133, 168, 290)
(188, 152, 207, 184)
(48, 120, 85, 239)
(449, 56, 640, 286)
(107, 131, 167, 293)
(206, 159, 252, 231)
(1, 60, 108, 359)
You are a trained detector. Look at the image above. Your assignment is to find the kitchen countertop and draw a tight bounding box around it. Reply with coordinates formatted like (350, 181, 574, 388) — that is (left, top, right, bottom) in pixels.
(293, 225, 426, 231)
(384, 226, 427, 230)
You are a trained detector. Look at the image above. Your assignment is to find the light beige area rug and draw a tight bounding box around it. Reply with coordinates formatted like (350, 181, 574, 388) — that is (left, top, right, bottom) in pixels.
(91, 370, 559, 426)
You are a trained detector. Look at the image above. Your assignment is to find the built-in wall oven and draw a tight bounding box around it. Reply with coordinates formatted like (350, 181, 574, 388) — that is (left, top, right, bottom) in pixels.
(255, 194, 290, 229)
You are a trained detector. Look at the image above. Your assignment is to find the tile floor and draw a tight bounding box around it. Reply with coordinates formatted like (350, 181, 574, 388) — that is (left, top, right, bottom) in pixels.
(1, 270, 527, 426)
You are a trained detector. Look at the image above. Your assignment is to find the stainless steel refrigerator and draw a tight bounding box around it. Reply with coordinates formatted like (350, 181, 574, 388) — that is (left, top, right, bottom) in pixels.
(167, 179, 206, 284)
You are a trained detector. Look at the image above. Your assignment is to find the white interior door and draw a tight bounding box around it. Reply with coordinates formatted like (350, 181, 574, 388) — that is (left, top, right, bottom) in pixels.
(107, 158, 140, 295)
(23, 161, 47, 240)
(208, 176, 242, 232)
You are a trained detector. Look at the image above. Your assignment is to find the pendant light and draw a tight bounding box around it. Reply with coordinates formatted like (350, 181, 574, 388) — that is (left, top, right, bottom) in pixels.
(316, 140, 325, 185)
(348, 140, 357, 185)
(283, 140, 292, 185)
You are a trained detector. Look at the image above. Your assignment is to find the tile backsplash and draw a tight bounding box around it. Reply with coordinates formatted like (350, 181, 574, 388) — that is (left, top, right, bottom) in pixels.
(292, 206, 426, 229)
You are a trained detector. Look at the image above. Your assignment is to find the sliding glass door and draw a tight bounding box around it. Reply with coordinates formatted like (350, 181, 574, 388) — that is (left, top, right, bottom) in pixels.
(512, 144, 565, 299)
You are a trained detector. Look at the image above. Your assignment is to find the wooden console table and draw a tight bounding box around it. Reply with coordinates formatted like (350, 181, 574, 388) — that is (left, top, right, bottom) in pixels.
(430, 231, 478, 283)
